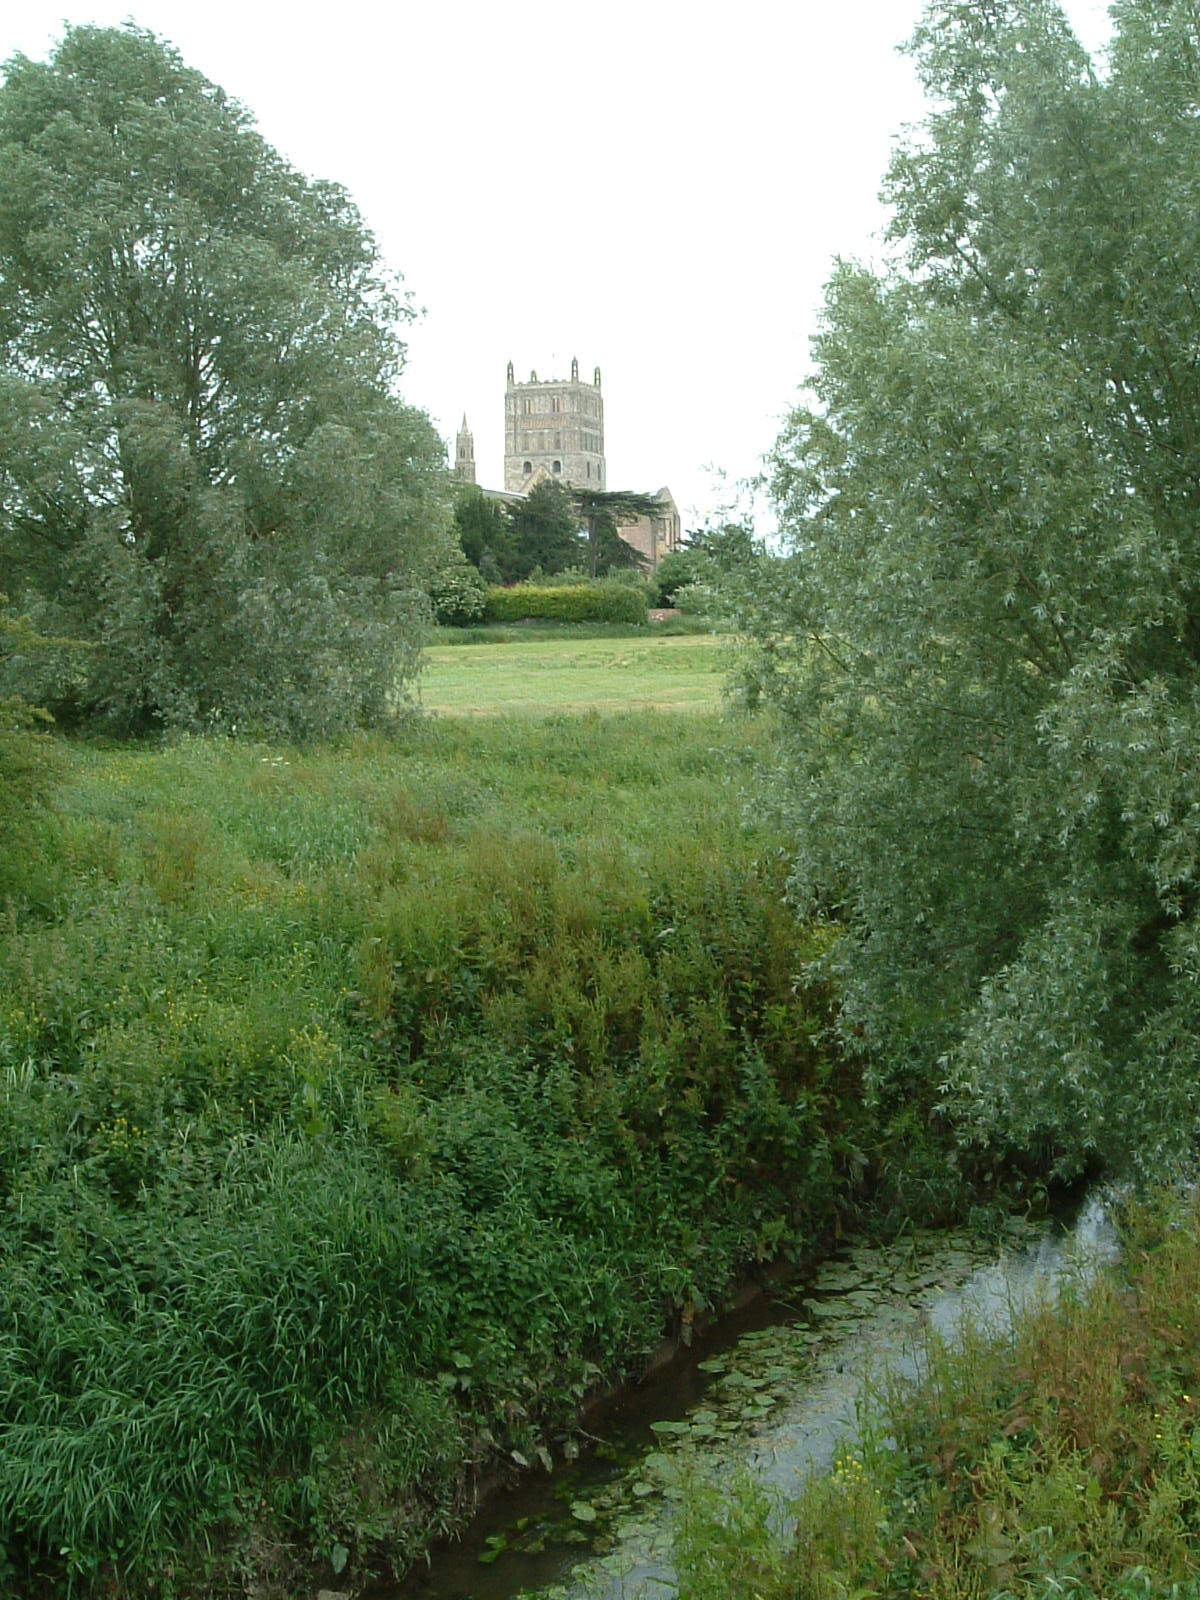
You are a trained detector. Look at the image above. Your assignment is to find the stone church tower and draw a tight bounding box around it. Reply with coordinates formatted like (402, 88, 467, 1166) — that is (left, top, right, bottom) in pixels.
(503, 358, 605, 493)
(453, 415, 476, 484)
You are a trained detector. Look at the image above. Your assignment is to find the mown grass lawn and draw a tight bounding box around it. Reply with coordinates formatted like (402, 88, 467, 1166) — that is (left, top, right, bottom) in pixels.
(419, 630, 728, 716)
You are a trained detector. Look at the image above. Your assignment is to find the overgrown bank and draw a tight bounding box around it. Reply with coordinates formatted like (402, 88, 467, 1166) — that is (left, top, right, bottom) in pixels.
(0, 712, 983, 1599)
(675, 1191, 1200, 1599)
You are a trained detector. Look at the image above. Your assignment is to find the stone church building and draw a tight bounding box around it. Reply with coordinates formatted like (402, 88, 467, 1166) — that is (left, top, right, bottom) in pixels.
(454, 360, 681, 571)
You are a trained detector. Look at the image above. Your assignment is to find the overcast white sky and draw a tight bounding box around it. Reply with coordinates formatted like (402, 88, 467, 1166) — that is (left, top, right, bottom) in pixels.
(4, 1, 1115, 531)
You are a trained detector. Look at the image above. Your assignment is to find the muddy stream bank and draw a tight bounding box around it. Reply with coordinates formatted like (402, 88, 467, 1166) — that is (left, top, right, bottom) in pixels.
(381, 1198, 1115, 1600)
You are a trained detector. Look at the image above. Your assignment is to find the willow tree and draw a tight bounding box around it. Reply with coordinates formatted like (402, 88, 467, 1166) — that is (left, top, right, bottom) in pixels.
(0, 26, 453, 737)
(757, 0, 1200, 1176)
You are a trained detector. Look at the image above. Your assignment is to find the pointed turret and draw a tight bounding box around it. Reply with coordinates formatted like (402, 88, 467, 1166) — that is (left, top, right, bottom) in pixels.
(453, 414, 476, 484)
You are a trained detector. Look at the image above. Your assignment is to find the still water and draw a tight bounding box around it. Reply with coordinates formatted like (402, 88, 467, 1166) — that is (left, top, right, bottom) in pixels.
(386, 1197, 1115, 1600)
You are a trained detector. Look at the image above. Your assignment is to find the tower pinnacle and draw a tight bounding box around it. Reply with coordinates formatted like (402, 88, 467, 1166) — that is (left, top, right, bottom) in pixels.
(453, 415, 476, 484)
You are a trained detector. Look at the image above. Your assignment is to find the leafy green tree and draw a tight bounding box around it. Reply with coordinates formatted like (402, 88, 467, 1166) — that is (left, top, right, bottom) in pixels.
(453, 485, 519, 582)
(653, 521, 767, 612)
(0, 25, 453, 737)
(651, 546, 705, 607)
(506, 479, 585, 578)
(757, 0, 1200, 1177)
(569, 488, 662, 578)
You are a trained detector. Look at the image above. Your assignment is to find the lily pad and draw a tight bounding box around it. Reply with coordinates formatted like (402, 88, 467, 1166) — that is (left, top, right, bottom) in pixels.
(720, 1370, 767, 1389)
(807, 1299, 849, 1318)
(845, 1289, 881, 1309)
(812, 1263, 864, 1291)
(570, 1501, 598, 1523)
(847, 1245, 887, 1271)
(740, 1399, 775, 1419)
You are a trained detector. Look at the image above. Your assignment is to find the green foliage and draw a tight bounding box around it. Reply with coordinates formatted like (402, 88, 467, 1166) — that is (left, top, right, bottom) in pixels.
(503, 479, 586, 578)
(0, 596, 64, 906)
(427, 552, 488, 626)
(0, 25, 452, 738)
(569, 487, 663, 578)
(0, 713, 882, 1596)
(484, 578, 648, 624)
(673, 1465, 788, 1600)
(452, 485, 519, 582)
(529, 564, 599, 587)
(753, 0, 1200, 1177)
(654, 521, 770, 620)
(673, 1191, 1200, 1600)
(652, 545, 708, 607)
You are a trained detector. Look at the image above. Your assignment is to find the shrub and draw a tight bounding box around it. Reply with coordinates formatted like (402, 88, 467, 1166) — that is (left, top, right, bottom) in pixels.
(524, 565, 591, 587)
(428, 558, 488, 626)
(483, 581, 646, 625)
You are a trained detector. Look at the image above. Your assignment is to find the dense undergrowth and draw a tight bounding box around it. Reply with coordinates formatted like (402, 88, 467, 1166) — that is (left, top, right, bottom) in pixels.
(0, 711, 968, 1598)
(675, 1191, 1200, 1600)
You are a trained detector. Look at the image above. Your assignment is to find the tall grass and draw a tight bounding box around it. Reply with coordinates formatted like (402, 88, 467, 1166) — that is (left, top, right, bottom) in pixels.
(0, 711, 895, 1596)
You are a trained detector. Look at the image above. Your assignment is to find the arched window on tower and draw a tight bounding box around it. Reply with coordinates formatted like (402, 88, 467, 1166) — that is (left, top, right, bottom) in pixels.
(553, 460, 561, 474)
(523, 460, 532, 475)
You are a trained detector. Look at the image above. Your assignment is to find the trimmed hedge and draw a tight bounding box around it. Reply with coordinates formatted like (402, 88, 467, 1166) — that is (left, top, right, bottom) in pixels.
(484, 582, 647, 625)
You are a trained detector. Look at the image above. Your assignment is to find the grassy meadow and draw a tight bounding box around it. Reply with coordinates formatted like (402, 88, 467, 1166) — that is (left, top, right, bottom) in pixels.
(1, 697, 920, 1598)
(419, 629, 727, 716)
(5, 631, 1194, 1600)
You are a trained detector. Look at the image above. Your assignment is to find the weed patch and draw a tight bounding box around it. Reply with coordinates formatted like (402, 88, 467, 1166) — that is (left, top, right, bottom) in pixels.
(0, 712, 930, 1597)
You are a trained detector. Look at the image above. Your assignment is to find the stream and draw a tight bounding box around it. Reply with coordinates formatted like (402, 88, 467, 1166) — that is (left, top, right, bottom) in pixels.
(386, 1196, 1116, 1600)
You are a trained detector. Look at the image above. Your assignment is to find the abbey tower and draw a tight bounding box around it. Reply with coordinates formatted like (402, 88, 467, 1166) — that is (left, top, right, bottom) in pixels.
(453, 358, 682, 570)
(503, 357, 605, 493)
